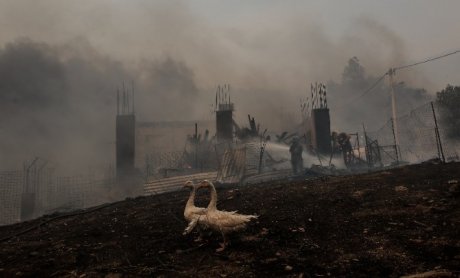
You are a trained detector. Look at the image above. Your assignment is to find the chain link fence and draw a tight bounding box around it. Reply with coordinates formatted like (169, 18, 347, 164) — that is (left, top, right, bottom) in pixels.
(0, 166, 116, 226)
(366, 102, 459, 166)
(0, 171, 23, 225)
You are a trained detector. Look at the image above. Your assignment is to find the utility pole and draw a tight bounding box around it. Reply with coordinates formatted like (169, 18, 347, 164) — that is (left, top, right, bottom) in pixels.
(388, 68, 400, 163)
(431, 102, 446, 163)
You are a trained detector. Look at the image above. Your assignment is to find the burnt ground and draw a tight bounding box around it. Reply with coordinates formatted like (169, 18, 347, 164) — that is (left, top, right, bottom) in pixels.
(1, 163, 460, 277)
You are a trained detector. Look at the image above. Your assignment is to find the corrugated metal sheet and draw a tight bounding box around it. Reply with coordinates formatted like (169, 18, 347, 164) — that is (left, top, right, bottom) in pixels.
(216, 142, 266, 184)
(144, 171, 217, 196)
(217, 146, 246, 184)
(245, 142, 262, 176)
(243, 169, 293, 185)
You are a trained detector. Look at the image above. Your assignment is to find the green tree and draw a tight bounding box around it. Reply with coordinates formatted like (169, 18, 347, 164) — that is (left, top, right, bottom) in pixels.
(436, 84, 460, 139)
(342, 56, 366, 89)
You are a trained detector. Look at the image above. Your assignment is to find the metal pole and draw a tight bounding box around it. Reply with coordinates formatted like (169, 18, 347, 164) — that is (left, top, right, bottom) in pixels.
(433, 112, 442, 161)
(258, 139, 266, 174)
(362, 123, 371, 168)
(389, 69, 400, 161)
(431, 102, 446, 162)
(391, 117, 400, 164)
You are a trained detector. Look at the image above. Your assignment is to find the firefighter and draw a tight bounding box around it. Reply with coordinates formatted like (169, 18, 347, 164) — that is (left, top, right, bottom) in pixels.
(289, 137, 304, 174)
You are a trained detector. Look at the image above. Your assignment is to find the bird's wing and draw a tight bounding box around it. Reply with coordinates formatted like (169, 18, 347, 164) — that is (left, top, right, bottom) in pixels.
(183, 217, 199, 235)
(210, 211, 258, 228)
(184, 206, 205, 222)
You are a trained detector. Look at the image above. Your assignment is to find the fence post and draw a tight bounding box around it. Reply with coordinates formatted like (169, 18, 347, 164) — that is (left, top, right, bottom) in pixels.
(390, 117, 400, 164)
(258, 140, 267, 174)
(363, 123, 371, 168)
(431, 102, 446, 163)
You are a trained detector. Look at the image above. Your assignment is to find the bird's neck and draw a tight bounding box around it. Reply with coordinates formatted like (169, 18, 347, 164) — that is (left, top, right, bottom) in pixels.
(186, 187, 196, 208)
(208, 184, 218, 210)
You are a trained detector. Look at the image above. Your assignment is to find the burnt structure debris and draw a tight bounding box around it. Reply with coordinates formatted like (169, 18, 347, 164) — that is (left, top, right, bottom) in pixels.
(300, 83, 332, 156)
(215, 84, 234, 142)
(309, 83, 331, 155)
(234, 114, 267, 141)
(311, 108, 331, 154)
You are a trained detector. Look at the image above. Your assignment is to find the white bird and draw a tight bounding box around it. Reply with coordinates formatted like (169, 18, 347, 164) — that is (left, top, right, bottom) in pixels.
(198, 180, 258, 252)
(182, 180, 208, 236)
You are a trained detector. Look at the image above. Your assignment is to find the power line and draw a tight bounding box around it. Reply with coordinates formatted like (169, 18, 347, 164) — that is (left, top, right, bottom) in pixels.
(334, 72, 388, 111)
(332, 48, 460, 111)
(393, 49, 460, 71)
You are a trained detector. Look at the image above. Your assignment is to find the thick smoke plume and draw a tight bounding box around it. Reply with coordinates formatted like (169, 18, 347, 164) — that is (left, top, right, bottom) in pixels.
(0, 1, 442, 172)
(328, 56, 431, 132)
(0, 38, 202, 172)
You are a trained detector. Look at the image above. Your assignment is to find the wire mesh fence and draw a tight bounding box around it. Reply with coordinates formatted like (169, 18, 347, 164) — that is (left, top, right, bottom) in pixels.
(0, 167, 116, 226)
(2, 101, 458, 225)
(436, 103, 460, 162)
(0, 171, 23, 225)
(366, 101, 460, 166)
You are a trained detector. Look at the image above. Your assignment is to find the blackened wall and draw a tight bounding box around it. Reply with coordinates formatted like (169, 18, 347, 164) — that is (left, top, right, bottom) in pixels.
(216, 110, 233, 141)
(311, 108, 331, 154)
(116, 114, 135, 177)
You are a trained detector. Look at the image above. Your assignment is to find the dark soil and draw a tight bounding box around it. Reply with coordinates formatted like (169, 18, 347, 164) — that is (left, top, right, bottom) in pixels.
(1, 162, 460, 277)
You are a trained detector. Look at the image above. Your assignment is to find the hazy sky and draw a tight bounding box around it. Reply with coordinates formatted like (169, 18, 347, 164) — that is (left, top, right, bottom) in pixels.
(0, 0, 459, 91)
(195, 0, 460, 53)
(193, 0, 460, 85)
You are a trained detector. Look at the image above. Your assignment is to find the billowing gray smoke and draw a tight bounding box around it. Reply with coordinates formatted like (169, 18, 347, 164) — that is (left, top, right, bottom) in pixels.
(137, 57, 200, 121)
(328, 57, 432, 132)
(0, 38, 202, 172)
(0, 1, 448, 173)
